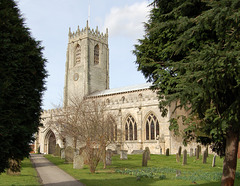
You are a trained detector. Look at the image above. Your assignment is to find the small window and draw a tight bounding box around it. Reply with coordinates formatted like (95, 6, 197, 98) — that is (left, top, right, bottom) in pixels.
(75, 44, 81, 64)
(94, 44, 99, 65)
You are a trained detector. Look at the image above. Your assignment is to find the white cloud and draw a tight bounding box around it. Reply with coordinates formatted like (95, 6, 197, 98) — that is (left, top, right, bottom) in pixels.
(104, 1, 150, 39)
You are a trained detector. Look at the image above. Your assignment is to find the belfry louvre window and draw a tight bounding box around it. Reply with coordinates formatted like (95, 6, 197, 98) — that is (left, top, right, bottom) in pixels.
(94, 44, 99, 64)
(125, 115, 137, 141)
(75, 44, 81, 64)
(146, 113, 159, 140)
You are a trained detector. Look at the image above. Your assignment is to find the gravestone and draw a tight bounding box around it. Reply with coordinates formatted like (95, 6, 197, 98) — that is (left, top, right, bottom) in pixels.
(190, 148, 193, 157)
(54, 144, 61, 157)
(178, 146, 182, 158)
(73, 154, 84, 169)
(182, 149, 187, 165)
(61, 149, 65, 159)
(194, 148, 197, 156)
(145, 147, 151, 160)
(176, 153, 180, 162)
(160, 148, 162, 155)
(166, 148, 169, 156)
(206, 146, 209, 157)
(142, 149, 149, 167)
(198, 145, 201, 154)
(212, 155, 216, 167)
(106, 149, 112, 165)
(203, 150, 207, 164)
(65, 146, 74, 163)
(196, 148, 199, 160)
(120, 150, 128, 160)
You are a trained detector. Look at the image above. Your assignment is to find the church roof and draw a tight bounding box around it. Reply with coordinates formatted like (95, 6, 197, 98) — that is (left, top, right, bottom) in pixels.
(88, 83, 152, 97)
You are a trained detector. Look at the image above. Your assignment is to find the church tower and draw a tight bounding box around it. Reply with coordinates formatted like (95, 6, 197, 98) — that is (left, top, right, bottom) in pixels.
(63, 21, 109, 107)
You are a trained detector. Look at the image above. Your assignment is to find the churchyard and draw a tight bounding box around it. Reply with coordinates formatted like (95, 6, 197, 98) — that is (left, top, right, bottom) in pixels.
(44, 147, 240, 186)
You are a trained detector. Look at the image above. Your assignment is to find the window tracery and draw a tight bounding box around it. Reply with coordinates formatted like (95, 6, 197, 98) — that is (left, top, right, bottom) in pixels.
(145, 113, 159, 140)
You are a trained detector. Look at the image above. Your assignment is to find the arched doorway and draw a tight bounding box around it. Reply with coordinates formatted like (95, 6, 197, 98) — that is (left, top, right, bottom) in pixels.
(44, 129, 56, 154)
(48, 132, 56, 154)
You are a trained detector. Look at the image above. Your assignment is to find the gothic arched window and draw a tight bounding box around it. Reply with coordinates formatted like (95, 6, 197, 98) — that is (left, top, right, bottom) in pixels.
(94, 44, 99, 65)
(75, 44, 81, 64)
(146, 113, 159, 140)
(125, 115, 137, 141)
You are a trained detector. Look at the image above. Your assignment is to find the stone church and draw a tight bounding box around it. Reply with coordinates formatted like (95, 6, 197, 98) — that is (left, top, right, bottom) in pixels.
(35, 22, 197, 155)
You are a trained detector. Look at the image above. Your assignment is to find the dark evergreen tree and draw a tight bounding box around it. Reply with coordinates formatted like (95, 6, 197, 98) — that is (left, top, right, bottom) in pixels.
(0, 0, 47, 173)
(134, 0, 240, 185)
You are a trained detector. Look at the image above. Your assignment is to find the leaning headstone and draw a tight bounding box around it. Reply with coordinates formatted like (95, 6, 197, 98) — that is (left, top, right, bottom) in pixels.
(54, 144, 61, 157)
(166, 148, 169, 156)
(203, 150, 207, 164)
(212, 155, 217, 167)
(178, 146, 182, 158)
(120, 150, 128, 160)
(196, 148, 199, 160)
(145, 147, 151, 160)
(190, 148, 193, 157)
(106, 149, 112, 165)
(65, 146, 74, 163)
(73, 154, 84, 169)
(61, 149, 65, 159)
(142, 150, 148, 167)
(176, 153, 180, 162)
(182, 149, 187, 165)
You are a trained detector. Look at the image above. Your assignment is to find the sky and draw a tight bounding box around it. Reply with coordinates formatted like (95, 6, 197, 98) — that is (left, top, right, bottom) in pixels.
(16, 0, 151, 110)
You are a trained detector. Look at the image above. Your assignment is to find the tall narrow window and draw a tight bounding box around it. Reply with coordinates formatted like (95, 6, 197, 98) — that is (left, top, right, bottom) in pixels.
(146, 122, 149, 140)
(129, 123, 133, 140)
(125, 124, 128, 140)
(125, 115, 137, 141)
(134, 123, 137, 140)
(151, 121, 154, 140)
(94, 44, 99, 65)
(75, 44, 81, 64)
(146, 113, 159, 140)
(156, 121, 159, 137)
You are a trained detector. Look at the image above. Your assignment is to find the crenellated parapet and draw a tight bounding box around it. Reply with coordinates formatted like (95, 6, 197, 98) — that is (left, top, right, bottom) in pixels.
(68, 21, 108, 44)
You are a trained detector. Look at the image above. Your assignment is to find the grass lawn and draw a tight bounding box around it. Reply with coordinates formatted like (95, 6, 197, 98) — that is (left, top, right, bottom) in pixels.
(45, 154, 240, 186)
(0, 157, 40, 186)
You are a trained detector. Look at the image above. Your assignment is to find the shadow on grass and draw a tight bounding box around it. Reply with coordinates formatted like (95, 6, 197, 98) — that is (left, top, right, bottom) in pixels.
(80, 176, 158, 186)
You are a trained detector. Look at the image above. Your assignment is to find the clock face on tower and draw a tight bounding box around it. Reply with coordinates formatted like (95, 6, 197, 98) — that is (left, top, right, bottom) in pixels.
(73, 73, 79, 81)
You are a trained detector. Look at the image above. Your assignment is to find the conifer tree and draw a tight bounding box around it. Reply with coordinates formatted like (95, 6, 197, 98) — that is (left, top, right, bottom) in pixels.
(134, 0, 240, 185)
(0, 0, 47, 173)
